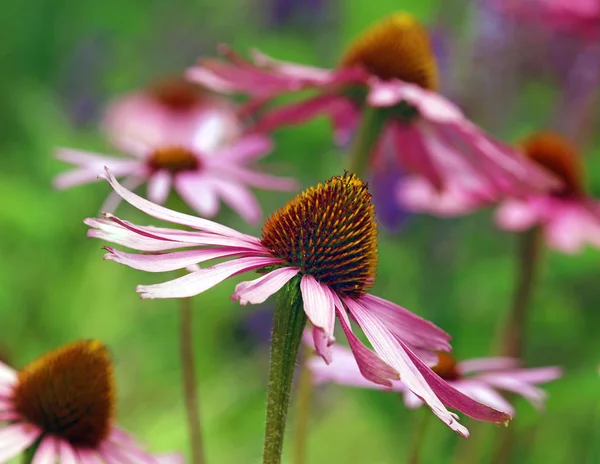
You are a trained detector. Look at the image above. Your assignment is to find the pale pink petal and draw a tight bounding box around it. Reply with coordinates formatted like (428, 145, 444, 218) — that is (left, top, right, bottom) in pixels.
(218, 166, 298, 191)
(100, 176, 147, 214)
(0, 411, 21, 421)
(211, 177, 262, 224)
(211, 134, 273, 164)
(458, 357, 521, 374)
(0, 423, 41, 462)
(402, 390, 424, 409)
(454, 381, 515, 416)
(100, 168, 248, 238)
(487, 367, 563, 385)
(300, 276, 336, 348)
(232, 267, 298, 305)
(57, 439, 79, 464)
(346, 298, 510, 436)
(544, 202, 600, 253)
(77, 449, 106, 464)
(137, 256, 282, 299)
(174, 173, 220, 218)
(55, 148, 138, 168)
(32, 436, 58, 464)
(104, 246, 251, 273)
(191, 110, 240, 153)
(477, 375, 549, 410)
(155, 454, 184, 464)
(359, 294, 451, 352)
(0, 362, 16, 385)
(495, 199, 541, 231)
(147, 171, 172, 204)
(335, 300, 399, 387)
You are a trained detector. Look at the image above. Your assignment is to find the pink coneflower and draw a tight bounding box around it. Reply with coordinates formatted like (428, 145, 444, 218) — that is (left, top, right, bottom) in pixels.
(0, 340, 176, 463)
(85, 168, 511, 437)
(496, 132, 600, 253)
(55, 79, 297, 223)
(188, 13, 556, 200)
(310, 345, 562, 416)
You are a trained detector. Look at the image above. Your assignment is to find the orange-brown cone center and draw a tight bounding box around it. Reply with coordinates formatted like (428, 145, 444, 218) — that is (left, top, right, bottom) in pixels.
(431, 352, 461, 381)
(261, 173, 378, 298)
(520, 131, 585, 197)
(13, 340, 115, 448)
(149, 77, 205, 112)
(340, 13, 439, 91)
(148, 146, 200, 173)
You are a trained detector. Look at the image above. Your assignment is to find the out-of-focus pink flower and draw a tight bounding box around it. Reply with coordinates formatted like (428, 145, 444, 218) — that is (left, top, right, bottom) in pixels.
(188, 13, 557, 204)
(496, 132, 600, 253)
(310, 344, 562, 416)
(55, 79, 297, 223)
(85, 169, 511, 437)
(0, 340, 179, 463)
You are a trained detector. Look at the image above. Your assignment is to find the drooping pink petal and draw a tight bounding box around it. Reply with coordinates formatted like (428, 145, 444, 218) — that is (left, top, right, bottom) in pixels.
(101, 168, 249, 238)
(77, 449, 106, 464)
(346, 298, 510, 436)
(32, 436, 59, 464)
(359, 294, 451, 352)
(211, 177, 262, 224)
(174, 173, 221, 218)
(0, 423, 41, 462)
(191, 109, 241, 153)
(232, 267, 298, 305)
(100, 176, 147, 214)
(104, 246, 252, 273)
(458, 357, 521, 374)
(402, 390, 425, 409)
(137, 256, 282, 299)
(219, 165, 299, 191)
(300, 276, 336, 348)
(211, 134, 273, 164)
(0, 362, 16, 385)
(495, 199, 541, 232)
(453, 381, 515, 416)
(334, 298, 399, 387)
(147, 171, 172, 204)
(155, 454, 184, 464)
(58, 439, 80, 464)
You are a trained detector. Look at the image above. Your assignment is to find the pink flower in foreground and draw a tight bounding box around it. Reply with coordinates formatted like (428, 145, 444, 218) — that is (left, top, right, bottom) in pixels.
(0, 340, 178, 463)
(310, 344, 562, 416)
(188, 13, 557, 203)
(55, 79, 297, 223)
(85, 169, 511, 437)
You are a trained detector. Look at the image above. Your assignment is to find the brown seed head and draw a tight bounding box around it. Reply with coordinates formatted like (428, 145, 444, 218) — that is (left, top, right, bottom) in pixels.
(520, 132, 584, 197)
(149, 77, 205, 112)
(431, 352, 461, 381)
(340, 13, 439, 91)
(261, 173, 378, 298)
(147, 146, 200, 173)
(13, 340, 115, 448)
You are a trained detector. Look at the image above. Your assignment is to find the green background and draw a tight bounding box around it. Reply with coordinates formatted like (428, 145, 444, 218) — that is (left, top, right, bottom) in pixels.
(2, 0, 600, 462)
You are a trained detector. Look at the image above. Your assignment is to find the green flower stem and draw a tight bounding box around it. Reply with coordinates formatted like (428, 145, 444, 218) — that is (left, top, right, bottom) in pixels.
(499, 227, 543, 358)
(348, 106, 388, 178)
(292, 347, 313, 464)
(408, 408, 431, 464)
(263, 276, 308, 464)
(180, 297, 205, 464)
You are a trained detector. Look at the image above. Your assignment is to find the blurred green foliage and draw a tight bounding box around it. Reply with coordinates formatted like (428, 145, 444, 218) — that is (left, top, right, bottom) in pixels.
(2, 0, 600, 463)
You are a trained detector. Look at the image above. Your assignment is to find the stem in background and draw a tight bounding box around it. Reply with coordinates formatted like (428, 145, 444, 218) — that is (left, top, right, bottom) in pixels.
(499, 227, 543, 358)
(292, 348, 313, 464)
(263, 276, 308, 464)
(348, 106, 388, 178)
(179, 297, 205, 464)
(408, 408, 431, 464)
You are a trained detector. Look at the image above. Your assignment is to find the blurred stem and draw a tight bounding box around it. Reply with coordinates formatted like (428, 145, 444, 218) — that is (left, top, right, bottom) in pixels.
(499, 227, 543, 358)
(348, 106, 387, 178)
(263, 276, 307, 464)
(179, 297, 205, 464)
(21, 444, 36, 464)
(408, 408, 431, 464)
(292, 348, 313, 464)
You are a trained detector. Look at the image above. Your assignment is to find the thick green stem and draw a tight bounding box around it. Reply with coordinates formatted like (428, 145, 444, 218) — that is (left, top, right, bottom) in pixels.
(348, 106, 388, 178)
(263, 276, 308, 464)
(180, 297, 205, 464)
(499, 227, 543, 358)
(292, 348, 313, 464)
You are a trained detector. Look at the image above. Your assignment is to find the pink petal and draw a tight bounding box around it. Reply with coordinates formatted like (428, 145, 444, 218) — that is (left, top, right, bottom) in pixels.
(155, 454, 184, 464)
(359, 294, 451, 352)
(216, 164, 299, 191)
(32, 436, 59, 464)
(191, 109, 240, 153)
(147, 171, 172, 204)
(495, 199, 541, 232)
(77, 449, 106, 464)
(211, 177, 262, 224)
(211, 134, 273, 164)
(0, 423, 41, 462)
(335, 306, 399, 387)
(300, 275, 336, 347)
(58, 439, 79, 464)
(453, 381, 515, 416)
(487, 367, 563, 385)
(458, 357, 521, 374)
(104, 246, 252, 273)
(100, 176, 147, 214)
(402, 390, 424, 409)
(232, 267, 298, 305)
(174, 173, 220, 218)
(0, 362, 16, 385)
(137, 256, 282, 299)
(100, 168, 248, 239)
